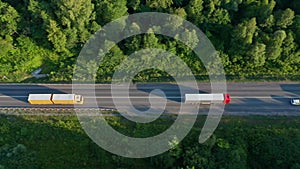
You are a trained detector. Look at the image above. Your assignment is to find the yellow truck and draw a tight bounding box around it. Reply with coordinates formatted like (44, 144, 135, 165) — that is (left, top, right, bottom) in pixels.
(28, 94, 84, 104)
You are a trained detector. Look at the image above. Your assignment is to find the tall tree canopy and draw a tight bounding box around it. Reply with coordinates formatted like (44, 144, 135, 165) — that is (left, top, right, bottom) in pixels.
(0, 0, 299, 82)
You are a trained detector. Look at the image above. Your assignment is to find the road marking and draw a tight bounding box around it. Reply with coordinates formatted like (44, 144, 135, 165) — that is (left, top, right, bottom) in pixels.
(231, 96, 290, 99)
(85, 96, 182, 99)
(0, 95, 182, 99)
(0, 96, 295, 99)
(0, 96, 28, 98)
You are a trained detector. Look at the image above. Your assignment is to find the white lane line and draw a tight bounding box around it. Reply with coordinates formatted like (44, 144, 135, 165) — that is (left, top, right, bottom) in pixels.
(231, 96, 290, 99)
(0, 96, 182, 99)
(85, 96, 182, 99)
(0, 96, 28, 98)
(0, 96, 295, 99)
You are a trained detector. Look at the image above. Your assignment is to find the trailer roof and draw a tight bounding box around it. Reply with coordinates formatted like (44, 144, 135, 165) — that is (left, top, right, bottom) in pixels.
(185, 94, 224, 101)
(52, 94, 75, 100)
(28, 94, 52, 100)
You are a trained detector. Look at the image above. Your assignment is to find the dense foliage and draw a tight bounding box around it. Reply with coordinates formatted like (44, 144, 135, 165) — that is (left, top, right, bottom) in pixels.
(0, 114, 300, 169)
(0, 0, 299, 82)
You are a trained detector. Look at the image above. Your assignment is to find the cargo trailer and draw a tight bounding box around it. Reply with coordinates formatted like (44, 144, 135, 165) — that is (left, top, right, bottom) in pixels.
(27, 94, 53, 104)
(28, 94, 84, 104)
(185, 93, 230, 104)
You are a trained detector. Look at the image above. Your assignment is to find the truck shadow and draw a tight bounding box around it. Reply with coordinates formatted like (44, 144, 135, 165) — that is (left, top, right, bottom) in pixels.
(280, 84, 300, 97)
(0, 84, 66, 107)
(226, 96, 298, 115)
(136, 83, 209, 103)
(225, 97, 286, 115)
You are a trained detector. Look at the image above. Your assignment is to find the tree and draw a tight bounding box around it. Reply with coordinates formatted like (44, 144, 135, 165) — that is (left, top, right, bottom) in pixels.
(0, 0, 20, 37)
(181, 135, 217, 169)
(127, 0, 140, 11)
(258, 0, 276, 24)
(275, 8, 295, 29)
(175, 29, 199, 49)
(52, 0, 98, 45)
(186, 0, 205, 25)
(143, 31, 160, 49)
(27, 0, 52, 47)
(280, 31, 298, 73)
(281, 31, 297, 60)
(232, 18, 257, 45)
(146, 0, 173, 9)
(214, 145, 248, 169)
(0, 37, 14, 57)
(260, 14, 275, 28)
(0, 37, 15, 76)
(291, 15, 300, 44)
(265, 30, 286, 60)
(230, 17, 257, 62)
(0, 144, 39, 169)
(150, 136, 183, 168)
(97, 45, 126, 82)
(170, 7, 187, 19)
(94, 0, 128, 25)
(123, 36, 142, 55)
(223, 0, 243, 12)
(290, 0, 300, 13)
(241, 0, 276, 25)
(219, 51, 231, 68)
(246, 42, 266, 67)
(47, 19, 68, 53)
(13, 36, 44, 73)
(249, 134, 300, 169)
(208, 8, 231, 24)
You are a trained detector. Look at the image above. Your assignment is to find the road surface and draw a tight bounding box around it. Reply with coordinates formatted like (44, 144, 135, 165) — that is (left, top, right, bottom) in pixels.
(0, 82, 299, 115)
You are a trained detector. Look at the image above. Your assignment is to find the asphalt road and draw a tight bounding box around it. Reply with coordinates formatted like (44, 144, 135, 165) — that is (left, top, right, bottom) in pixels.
(0, 82, 300, 115)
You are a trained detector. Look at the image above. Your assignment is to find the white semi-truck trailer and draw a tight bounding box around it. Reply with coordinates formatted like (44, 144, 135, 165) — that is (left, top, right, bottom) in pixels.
(185, 93, 230, 104)
(28, 94, 84, 104)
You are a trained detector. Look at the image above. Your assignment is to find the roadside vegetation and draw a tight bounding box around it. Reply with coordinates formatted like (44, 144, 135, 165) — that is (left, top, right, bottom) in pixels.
(0, 114, 300, 169)
(0, 0, 299, 82)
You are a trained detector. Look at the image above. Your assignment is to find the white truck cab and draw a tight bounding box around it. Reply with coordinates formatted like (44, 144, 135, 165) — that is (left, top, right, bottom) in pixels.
(291, 98, 300, 106)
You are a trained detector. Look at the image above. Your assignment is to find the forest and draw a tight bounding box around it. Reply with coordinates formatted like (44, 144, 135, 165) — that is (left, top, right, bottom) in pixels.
(0, 0, 299, 82)
(0, 114, 300, 169)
